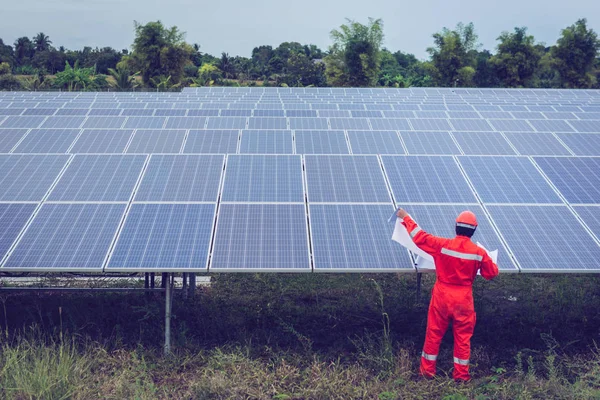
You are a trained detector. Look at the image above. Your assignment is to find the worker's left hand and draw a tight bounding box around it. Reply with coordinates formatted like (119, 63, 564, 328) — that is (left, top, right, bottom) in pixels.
(396, 208, 408, 219)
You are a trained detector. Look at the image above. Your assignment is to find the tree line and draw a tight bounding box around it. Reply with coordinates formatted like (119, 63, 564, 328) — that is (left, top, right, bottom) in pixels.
(0, 18, 599, 91)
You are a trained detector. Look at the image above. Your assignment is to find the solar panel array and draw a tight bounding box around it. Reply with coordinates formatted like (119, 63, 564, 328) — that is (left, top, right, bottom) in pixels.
(1, 87, 600, 273)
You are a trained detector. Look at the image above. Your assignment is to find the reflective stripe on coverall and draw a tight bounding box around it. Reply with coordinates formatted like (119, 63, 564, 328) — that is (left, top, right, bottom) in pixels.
(403, 215, 499, 381)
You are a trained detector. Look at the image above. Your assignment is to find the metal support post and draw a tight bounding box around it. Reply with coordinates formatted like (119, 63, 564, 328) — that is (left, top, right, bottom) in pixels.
(161, 272, 168, 289)
(144, 273, 149, 289)
(150, 273, 155, 289)
(182, 273, 188, 300)
(164, 273, 172, 355)
(416, 273, 422, 303)
(188, 273, 196, 298)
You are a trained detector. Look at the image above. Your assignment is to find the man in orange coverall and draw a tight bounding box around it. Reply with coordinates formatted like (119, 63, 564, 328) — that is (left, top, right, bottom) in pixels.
(396, 208, 499, 382)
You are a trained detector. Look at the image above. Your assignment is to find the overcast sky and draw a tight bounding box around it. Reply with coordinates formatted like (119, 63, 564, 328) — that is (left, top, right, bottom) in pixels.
(1, 0, 599, 60)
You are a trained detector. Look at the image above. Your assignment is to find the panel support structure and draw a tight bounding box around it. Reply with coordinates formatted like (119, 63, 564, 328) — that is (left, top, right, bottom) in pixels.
(164, 273, 172, 355)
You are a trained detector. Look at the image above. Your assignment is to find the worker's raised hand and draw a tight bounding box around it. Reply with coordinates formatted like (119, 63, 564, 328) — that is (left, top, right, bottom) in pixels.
(396, 208, 408, 219)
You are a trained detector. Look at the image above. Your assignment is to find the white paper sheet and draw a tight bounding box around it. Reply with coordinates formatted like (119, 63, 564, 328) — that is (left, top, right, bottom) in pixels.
(391, 214, 498, 271)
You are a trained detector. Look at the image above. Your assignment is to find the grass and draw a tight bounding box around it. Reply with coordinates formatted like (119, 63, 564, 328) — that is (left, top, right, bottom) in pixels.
(0, 273, 600, 399)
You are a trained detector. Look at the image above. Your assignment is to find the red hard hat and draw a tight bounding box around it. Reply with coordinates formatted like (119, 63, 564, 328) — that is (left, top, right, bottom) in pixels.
(456, 211, 478, 229)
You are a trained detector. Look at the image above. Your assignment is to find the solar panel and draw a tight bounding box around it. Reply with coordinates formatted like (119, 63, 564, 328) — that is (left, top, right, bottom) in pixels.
(0, 129, 28, 152)
(488, 119, 534, 132)
(451, 131, 516, 155)
(240, 130, 293, 154)
(3, 203, 125, 271)
(121, 109, 154, 116)
(123, 117, 166, 129)
(206, 117, 247, 129)
(370, 118, 411, 130)
(183, 130, 239, 153)
(48, 155, 146, 201)
(414, 111, 448, 119)
(294, 130, 349, 154)
(40, 116, 85, 129)
(458, 156, 563, 204)
(289, 117, 329, 130)
(405, 204, 516, 271)
(527, 119, 575, 132)
(573, 206, 600, 241)
(247, 117, 288, 130)
(317, 110, 350, 118)
(23, 108, 56, 116)
(447, 111, 480, 119)
(568, 120, 600, 133)
(210, 204, 310, 271)
(0, 116, 45, 129)
(128, 155, 223, 202)
(83, 116, 126, 129)
(543, 112, 576, 120)
(383, 156, 476, 203)
(88, 109, 122, 116)
(400, 132, 461, 155)
(165, 117, 207, 129)
(556, 133, 600, 156)
(106, 204, 216, 271)
(533, 157, 600, 204)
(0, 203, 37, 262)
(487, 205, 600, 272)
(126, 129, 185, 153)
(504, 133, 572, 156)
(13, 128, 80, 153)
(69, 129, 133, 153)
(154, 109, 186, 117)
(0, 154, 69, 201)
(304, 155, 391, 203)
(309, 204, 412, 271)
(221, 155, 303, 202)
(347, 130, 404, 154)
(449, 119, 494, 131)
(330, 118, 370, 130)
(409, 119, 452, 131)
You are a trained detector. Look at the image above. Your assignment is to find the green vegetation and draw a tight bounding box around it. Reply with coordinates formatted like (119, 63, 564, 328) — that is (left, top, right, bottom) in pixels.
(1, 17, 599, 90)
(1, 273, 600, 398)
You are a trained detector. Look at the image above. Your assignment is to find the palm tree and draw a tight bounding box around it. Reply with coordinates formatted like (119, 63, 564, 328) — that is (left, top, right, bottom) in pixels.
(218, 53, 236, 79)
(33, 33, 52, 52)
(14, 37, 34, 65)
(107, 67, 139, 90)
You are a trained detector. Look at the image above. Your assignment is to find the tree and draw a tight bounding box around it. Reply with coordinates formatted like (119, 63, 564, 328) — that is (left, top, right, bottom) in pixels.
(218, 52, 236, 79)
(0, 39, 14, 66)
(14, 37, 34, 66)
(31, 50, 66, 74)
(552, 19, 600, 88)
(33, 33, 52, 53)
(107, 67, 139, 90)
(128, 21, 192, 86)
(284, 53, 326, 86)
(325, 18, 384, 87)
(251, 45, 274, 77)
(490, 27, 541, 87)
(473, 50, 500, 87)
(427, 22, 479, 87)
(54, 61, 95, 91)
(190, 64, 222, 86)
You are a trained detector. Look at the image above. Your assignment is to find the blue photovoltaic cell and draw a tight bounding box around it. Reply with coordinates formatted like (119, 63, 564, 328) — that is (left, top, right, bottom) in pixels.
(534, 157, 600, 204)
(382, 156, 476, 203)
(329, 118, 370, 130)
(0, 129, 28, 152)
(286, 110, 317, 117)
(222, 155, 303, 202)
(23, 108, 56, 116)
(165, 117, 206, 129)
(154, 109, 186, 117)
(210, 204, 310, 271)
(347, 130, 404, 154)
(568, 120, 600, 133)
(369, 118, 411, 130)
(40, 116, 85, 129)
(420, 104, 447, 111)
(304, 155, 390, 202)
(294, 130, 349, 154)
(317, 110, 350, 118)
(573, 206, 600, 241)
(88, 109, 122, 116)
(339, 104, 365, 111)
(220, 110, 252, 117)
(393, 104, 420, 111)
(183, 130, 239, 153)
(409, 119, 452, 131)
(309, 204, 412, 271)
(0, 154, 69, 201)
(459, 156, 563, 204)
(574, 112, 600, 120)
(13, 128, 80, 153)
(383, 111, 415, 118)
(254, 110, 285, 117)
(206, 117, 247, 129)
(107, 204, 216, 271)
(527, 105, 555, 112)
(452, 131, 516, 155)
(247, 117, 287, 130)
(500, 105, 528, 112)
(121, 109, 154, 116)
(528, 119, 574, 132)
(488, 119, 534, 132)
(0, 109, 26, 116)
(48, 155, 146, 201)
(0, 203, 37, 262)
(543, 112, 576, 120)
(511, 112, 545, 120)
(82, 116, 126, 129)
(556, 133, 600, 156)
(289, 118, 329, 130)
(135, 155, 223, 202)
(400, 131, 461, 155)
(240, 130, 293, 154)
(55, 109, 88, 116)
(450, 119, 494, 131)
(487, 205, 600, 271)
(0, 116, 46, 129)
(123, 117, 166, 129)
(414, 111, 448, 119)
(405, 204, 516, 271)
(126, 129, 185, 153)
(69, 129, 133, 153)
(504, 133, 571, 156)
(3, 203, 125, 271)
(447, 111, 480, 119)
(352, 111, 383, 118)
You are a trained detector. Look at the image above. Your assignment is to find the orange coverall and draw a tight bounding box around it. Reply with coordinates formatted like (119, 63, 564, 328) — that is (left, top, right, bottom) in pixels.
(402, 215, 499, 381)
